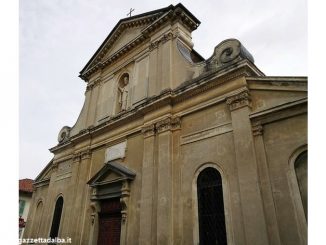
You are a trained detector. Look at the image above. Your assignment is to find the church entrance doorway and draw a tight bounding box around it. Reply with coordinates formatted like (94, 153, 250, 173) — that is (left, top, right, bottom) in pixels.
(97, 198, 122, 245)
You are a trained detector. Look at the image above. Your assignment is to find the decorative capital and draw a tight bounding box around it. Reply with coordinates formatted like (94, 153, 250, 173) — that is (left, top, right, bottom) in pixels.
(205, 39, 254, 72)
(86, 83, 94, 92)
(252, 123, 263, 136)
(141, 124, 155, 138)
(156, 117, 172, 133)
(171, 117, 181, 131)
(81, 149, 92, 160)
(120, 181, 131, 223)
(86, 78, 101, 92)
(149, 32, 175, 51)
(226, 91, 251, 111)
(72, 153, 81, 163)
(52, 161, 59, 171)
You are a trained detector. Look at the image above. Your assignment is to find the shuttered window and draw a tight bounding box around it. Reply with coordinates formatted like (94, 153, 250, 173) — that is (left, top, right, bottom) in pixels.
(19, 200, 25, 216)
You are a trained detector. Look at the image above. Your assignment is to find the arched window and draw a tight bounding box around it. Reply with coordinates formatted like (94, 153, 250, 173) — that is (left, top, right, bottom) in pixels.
(49, 196, 64, 239)
(197, 167, 227, 245)
(34, 200, 43, 236)
(294, 151, 307, 219)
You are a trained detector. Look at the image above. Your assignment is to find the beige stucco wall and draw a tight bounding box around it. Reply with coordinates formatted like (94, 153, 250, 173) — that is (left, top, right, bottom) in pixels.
(24, 72, 307, 245)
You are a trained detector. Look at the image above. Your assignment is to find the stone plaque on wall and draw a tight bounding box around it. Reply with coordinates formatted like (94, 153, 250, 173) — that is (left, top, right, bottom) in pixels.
(105, 141, 127, 162)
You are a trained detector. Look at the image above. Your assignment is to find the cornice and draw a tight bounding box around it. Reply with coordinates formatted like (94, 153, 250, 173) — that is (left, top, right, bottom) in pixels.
(247, 76, 307, 92)
(156, 117, 181, 133)
(141, 116, 181, 137)
(33, 178, 50, 188)
(86, 78, 102, 92)
(51, 161, 59, 172)
(249, 97, 307, 125)
(51, 63, 258, 153)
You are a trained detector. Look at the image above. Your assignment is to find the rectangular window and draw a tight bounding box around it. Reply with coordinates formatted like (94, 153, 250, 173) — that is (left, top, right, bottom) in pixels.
(19, 200, 26, 216)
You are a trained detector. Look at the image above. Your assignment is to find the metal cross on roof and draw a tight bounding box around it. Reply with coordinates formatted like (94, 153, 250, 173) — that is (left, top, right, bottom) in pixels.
(127, 8, 135, 17)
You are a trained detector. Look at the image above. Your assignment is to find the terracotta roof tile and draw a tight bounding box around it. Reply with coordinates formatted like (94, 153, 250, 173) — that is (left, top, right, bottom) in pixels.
(19, 179, 34, 193)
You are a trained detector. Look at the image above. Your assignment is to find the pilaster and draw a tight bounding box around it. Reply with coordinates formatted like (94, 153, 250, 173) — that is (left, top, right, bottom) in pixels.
(156, 117, 180, 245)
(120, 181, 131, 245)
(227, 90, 269, 245)
(171, 117, 182, 244)
(88, 202, 100, 245)
(139, 124, 156, 245)
(252, 122, 281, 245)
(69, 149, 92, 244)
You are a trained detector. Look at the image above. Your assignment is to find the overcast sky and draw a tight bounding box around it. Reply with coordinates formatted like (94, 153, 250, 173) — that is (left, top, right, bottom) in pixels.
(19, 0, 307, 179)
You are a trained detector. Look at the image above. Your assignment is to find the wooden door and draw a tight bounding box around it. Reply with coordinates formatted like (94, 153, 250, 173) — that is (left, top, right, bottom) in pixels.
(97, 198, 122, 245)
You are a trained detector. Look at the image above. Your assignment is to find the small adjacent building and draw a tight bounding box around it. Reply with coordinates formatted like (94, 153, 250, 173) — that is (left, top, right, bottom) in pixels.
(24, 3, 307, 245)
(19, 178, 33, 238)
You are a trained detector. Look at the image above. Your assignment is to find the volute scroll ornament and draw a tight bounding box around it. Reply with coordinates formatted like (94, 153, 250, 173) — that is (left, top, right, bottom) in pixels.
(205, 39, 254, 72)
(57, 126, 71, 143)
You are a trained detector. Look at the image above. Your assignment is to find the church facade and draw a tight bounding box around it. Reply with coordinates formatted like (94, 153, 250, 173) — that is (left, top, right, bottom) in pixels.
(24, 3, 307, 245)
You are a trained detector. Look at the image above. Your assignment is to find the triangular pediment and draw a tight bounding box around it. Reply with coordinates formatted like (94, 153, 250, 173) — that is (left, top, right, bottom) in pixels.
(34, 159, 54, 187)
(100, 25, 147, 62)
(80, 8, 167, 77)
(98, 171, 121, 183)
(79, 3, 201, 80)
(87, 161, 136, 187)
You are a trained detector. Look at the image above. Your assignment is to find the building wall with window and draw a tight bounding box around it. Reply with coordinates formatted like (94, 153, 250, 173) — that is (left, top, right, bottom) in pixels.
(19, 179, 33, 238)
(24, 4, 307, 245)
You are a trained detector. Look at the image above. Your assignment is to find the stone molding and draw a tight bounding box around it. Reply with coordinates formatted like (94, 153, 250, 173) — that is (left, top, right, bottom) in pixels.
(156, 117, 181, 133)
(141, 124, 155, 138)
(50, 63, 270, 154)
(81, 149, 92, 160)
(180, 122, 232, 145)
(149, 32, 175, 51)
(226, 90, 251, 111)
(171, 117, 181, 131)
(156, 117, 172, 133)
(252, 123, 264, 136)
(52, 161, 59, 172)
(90, 202, 101, 225)
(120, 181, 131, 223)
(86, 78, 102, 92)
(141, 117, 181, 137)
(72, 153, 81, 163)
